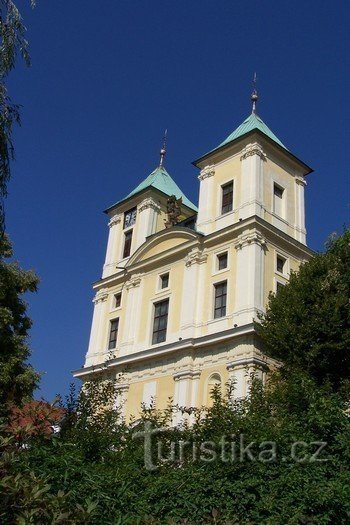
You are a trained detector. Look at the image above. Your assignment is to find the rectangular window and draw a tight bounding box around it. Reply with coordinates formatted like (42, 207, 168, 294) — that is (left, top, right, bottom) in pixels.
(276, 282, 285, 294)
(276, 255, 286, 274)
(214, 281, 227, 319)
(108, 318, 119, 350)
(221, 181, 233, 214)
(152, 299, 169, 344)
(123, 230, 133, 258)
(217, 252, 228, 271)
(273, 183, 284, 217)
(114, 292, 122, 308)
(160, 273, 169, 289)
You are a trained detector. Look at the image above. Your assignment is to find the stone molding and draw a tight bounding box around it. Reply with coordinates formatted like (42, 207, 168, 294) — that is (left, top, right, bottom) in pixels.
(108, 214, 122, 228)
(93, 289, 108, 304)
(295, 176, 307, 187)
(233, 231, 267, 251)
(240, 143, 267, 161)
(227, 356, 269, 372)
(198, 164, 215, 181)
(138, 197, 161, 213)
(185, 248, 208, 267)
(125, 274, 142, 290)
(173, 369, 201, 381)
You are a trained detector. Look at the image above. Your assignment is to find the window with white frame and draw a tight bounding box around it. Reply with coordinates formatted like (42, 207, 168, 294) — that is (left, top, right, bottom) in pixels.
(221, 181, 233, 214)
(159, 273, 169, 290)
(276, 255, 286, 274)
(214, 281, 227, 319)
(217, 252, 228, 271)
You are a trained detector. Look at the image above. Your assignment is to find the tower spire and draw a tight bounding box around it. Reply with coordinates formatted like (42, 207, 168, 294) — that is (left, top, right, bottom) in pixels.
(159, 129, 167, 167)
(251, 72, 258, 114)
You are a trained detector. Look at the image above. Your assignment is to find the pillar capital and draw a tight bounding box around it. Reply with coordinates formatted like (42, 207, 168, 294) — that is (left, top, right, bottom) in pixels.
(198, 164, 215, 181)
(240, 142, 266, 162)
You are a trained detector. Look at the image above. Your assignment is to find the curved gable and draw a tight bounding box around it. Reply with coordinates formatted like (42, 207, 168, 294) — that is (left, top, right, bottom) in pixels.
(128, 228, 200, 265)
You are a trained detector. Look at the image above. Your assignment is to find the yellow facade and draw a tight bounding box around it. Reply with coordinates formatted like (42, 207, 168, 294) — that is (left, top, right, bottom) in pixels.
(74, 107, 313, 424)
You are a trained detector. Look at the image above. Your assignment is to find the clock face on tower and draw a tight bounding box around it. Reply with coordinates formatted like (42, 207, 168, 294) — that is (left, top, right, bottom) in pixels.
(124, 207, 137, 229)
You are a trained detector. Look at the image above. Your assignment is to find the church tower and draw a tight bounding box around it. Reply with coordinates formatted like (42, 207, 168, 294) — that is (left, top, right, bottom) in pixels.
(74, 89, 313, 423)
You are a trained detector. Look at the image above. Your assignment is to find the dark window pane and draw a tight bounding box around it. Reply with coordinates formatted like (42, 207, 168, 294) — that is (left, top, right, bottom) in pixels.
(221, 182, 233, 214)
(114, 293, 121, 308)
(276, 282, 284, 294)
(277, 256, 285, 273)
(274, 184, 284, 199)
(123, 230, 133, 258)
(152, 299, 169, 344)
(108, 318, 119, 350)
(217, 253, 228, 270)
(160, 273, 169, 289)
(214, 281, 227, 319)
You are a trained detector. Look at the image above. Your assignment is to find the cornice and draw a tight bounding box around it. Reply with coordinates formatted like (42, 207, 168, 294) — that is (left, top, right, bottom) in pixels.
(227, 356, 269, 371)
(93, 289, 108, 304)
(185, 248, 208, 267)
(240, 142, 267, 161)
(138, 197, 161, 213)
(173, 369, 201, 381)
(72, 323, 255, 378)
(233, 230, 267, 250)
(198, 165, 215, 181)
(125, 274, 142, 290)
(108, 214, 122, 228)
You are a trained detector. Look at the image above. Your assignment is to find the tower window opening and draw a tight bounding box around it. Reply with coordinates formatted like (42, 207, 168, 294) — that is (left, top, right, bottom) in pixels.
(221, 181, 234, 215)
(273, 183, 285, 217)
(217, 252, 228, 270)
(108, 318, 119, 350)
(123, 230, 133, 258)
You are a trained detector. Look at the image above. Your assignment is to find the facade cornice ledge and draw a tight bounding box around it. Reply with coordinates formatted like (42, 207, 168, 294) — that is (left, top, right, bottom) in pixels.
(72, 323, 255, 378)
(198, 165, 215, 181)
(240, 142, 267, 161)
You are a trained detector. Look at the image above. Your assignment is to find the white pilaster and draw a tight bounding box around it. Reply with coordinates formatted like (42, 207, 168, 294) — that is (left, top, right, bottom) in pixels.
(239, 143, 266, 220)
(85, 289, 108, 367)
(233, 230, 266, 326)
(295, 176, 307, 244)
(196, 165, 215, 234)
(119, 274, 142, 354)
(103, 214, 123, 278)
(180, 248, 208, 339)
(135, 198, 161, 250)
(172, 369, 201, 427)
(227, 356, 267, 400)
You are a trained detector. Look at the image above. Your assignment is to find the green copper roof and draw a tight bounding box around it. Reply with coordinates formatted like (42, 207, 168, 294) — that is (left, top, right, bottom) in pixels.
(110, 165, 198, 212)
(218, 112, 286, 150)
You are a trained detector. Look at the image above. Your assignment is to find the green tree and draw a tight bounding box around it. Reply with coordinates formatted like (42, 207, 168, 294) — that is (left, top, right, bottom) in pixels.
(257, 229, 350, 391)
(0, 0, 35, 232)
(0, 233, 39, 415)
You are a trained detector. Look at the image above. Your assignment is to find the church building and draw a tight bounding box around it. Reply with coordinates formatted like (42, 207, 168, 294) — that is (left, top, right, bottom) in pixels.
(73, 90, 313, 423)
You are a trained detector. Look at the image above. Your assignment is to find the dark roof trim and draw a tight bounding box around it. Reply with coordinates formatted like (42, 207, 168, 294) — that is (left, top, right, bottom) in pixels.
(192, 129, 313, 176)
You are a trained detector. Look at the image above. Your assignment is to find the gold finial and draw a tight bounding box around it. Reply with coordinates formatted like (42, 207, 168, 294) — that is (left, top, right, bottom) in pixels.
(159, 129, 167, 167)
(251, 72, 258, 114)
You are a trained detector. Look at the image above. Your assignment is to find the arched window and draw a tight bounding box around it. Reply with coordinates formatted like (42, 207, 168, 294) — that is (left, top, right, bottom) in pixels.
(206, 373, 222, 406)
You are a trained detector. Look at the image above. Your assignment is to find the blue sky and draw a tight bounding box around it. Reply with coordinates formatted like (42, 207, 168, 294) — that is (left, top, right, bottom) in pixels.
(7, 0, 350, 400)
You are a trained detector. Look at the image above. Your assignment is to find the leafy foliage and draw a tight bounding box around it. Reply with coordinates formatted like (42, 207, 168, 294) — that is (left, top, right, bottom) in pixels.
(2, 372, 350, 524)
(0, 0, 35, 232)
(257, 229, 350, 392)
(0, 234, 39, 416)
